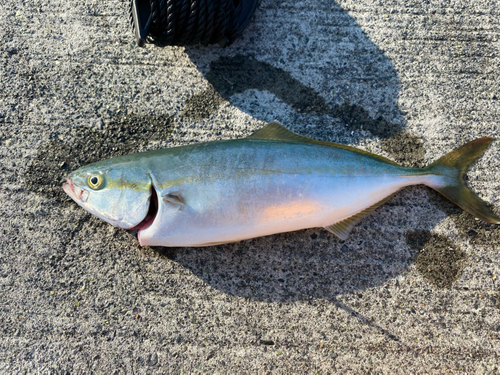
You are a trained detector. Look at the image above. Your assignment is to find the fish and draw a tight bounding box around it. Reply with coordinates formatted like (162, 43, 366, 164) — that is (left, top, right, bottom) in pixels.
(63, 121, 499, 247)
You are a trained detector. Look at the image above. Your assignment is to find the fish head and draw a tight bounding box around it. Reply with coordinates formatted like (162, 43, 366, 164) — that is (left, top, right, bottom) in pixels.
(62, 165, 152, 229)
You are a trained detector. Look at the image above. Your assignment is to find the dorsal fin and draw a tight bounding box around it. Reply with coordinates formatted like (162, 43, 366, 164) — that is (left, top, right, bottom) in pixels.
(248, 122, 399, 166)
(324, 193, 397, 240)
(248, 121, 310, 142)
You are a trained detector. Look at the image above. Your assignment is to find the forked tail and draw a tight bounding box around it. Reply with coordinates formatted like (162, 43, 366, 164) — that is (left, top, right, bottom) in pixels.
(425, 137, 500, 224)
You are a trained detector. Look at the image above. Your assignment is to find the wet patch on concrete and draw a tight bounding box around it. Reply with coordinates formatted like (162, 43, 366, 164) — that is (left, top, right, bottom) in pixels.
(407, 230, 468, 288)
(406, 229, 432, 256)
(25, 114, 173, 201)
(181, 85, 227, 120)
(403, 188, 498, 288)
(205, 55, 425, 166)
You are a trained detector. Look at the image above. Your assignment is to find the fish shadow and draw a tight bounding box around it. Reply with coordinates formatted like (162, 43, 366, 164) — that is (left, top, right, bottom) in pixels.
(153, 220, 416, 302)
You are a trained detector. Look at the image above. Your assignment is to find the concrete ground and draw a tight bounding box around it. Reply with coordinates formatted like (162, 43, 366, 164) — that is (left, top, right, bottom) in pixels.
(1, 0, 500, 373)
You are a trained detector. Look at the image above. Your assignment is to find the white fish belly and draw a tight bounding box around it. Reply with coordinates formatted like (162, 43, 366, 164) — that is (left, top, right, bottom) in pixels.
(138, 173, 421, 247)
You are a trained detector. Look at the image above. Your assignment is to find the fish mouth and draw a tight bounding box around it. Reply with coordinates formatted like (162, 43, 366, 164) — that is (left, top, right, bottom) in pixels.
(62, 178, 89, 203)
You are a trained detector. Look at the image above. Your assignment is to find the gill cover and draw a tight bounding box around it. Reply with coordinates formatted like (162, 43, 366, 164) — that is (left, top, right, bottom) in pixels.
(64, 167, 152, 229)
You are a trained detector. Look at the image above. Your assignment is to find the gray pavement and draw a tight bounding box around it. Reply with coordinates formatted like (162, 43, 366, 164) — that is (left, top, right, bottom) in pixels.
(1, 0, 500, 373)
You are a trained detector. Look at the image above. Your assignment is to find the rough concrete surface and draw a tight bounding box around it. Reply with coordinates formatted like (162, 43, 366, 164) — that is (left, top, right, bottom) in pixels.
(1, 0, 500, 373)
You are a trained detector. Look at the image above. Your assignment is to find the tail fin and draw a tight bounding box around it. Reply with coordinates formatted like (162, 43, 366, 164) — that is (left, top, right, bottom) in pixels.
(426, 137, 500, 224)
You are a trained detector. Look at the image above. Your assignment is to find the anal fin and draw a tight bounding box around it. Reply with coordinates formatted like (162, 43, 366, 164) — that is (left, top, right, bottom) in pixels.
(324, 193, 397, 240)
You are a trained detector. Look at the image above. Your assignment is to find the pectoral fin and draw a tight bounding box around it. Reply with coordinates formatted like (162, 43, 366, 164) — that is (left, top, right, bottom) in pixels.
(163, 193, 185, 206)
(324, 194, 396, 240)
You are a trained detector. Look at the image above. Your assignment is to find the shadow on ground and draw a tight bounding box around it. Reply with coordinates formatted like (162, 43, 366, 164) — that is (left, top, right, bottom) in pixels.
(184, 54, 426, 168)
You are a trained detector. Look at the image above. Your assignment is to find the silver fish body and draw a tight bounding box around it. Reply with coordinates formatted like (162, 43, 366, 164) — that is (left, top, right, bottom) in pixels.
(138, 139, 433, 246)
(63, 122, 499, 246)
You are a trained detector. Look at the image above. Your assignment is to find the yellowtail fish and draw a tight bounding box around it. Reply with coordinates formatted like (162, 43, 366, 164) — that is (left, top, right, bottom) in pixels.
(63, 122, 499, 246)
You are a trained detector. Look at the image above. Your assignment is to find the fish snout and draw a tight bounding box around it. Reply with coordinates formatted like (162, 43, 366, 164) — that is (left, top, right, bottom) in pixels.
(63, 178, 89, 203)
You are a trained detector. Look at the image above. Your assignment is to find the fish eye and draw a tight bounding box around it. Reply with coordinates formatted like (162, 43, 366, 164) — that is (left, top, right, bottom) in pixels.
(88, 175, 103, 190)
